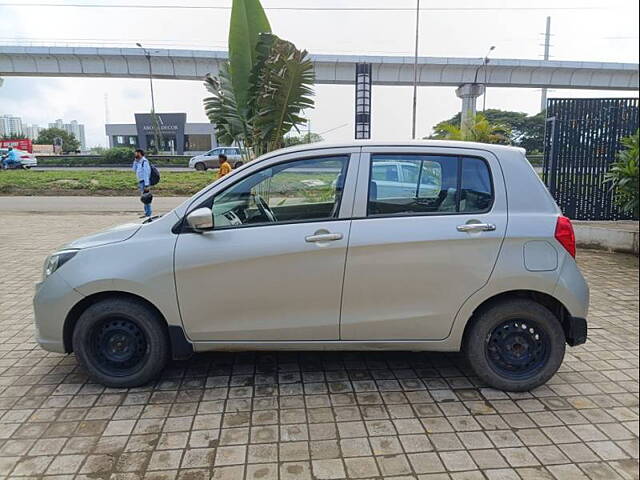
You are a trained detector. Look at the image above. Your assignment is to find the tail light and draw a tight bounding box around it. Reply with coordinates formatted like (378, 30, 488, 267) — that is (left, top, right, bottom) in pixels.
(20, 155, 30, 159)
(555, 216, 576, 258)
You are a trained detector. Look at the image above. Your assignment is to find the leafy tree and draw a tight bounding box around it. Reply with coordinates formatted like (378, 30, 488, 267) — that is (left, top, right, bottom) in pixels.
(284, 132, 323, 147)
(604, 129, 639, 218)
(429, 109, 545, 152)
(204, 0, 314, 159)
(35, 127, 80, 153)
(429, 113, 511, 144)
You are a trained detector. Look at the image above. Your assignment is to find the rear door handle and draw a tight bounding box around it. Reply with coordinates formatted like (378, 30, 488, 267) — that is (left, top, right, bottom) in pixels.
(457, 223, 496, 232)
(305, 232, 343, 243)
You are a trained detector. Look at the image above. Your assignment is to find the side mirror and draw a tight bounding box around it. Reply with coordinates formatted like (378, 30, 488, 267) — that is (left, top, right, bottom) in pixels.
(186, 207, 214, 232)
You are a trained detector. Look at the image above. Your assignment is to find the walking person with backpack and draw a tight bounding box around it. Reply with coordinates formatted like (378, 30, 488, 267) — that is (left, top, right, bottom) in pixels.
(132, 149, 160, 218)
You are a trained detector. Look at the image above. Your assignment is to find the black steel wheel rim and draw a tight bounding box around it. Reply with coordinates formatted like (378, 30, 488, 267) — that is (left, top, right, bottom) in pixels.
(485, 319, 550, 379)
(91, 317, 148, 377)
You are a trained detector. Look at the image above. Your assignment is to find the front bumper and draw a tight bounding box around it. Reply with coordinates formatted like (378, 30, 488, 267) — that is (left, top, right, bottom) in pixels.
(565, 317, 587, 346)
(33, 273, 83, 354)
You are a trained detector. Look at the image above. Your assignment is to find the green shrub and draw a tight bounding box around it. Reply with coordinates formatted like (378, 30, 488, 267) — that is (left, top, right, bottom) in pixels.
(605, 129, 639, 218)
(103, 147, 135, 164)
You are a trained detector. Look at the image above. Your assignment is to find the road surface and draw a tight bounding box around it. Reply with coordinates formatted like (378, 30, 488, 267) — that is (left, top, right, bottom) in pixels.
(0, 195, 189, 213)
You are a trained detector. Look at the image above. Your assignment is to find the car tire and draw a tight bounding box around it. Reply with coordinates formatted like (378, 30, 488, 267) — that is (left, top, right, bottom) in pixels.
(233, 161, 243, 169)
(194, 162, 207, 171)
(464, 298, 565, 392)
(72, 297, 169, 388)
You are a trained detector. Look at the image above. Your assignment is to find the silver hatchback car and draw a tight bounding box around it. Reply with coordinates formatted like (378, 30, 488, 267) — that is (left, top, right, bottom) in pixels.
(188, 146, 244, 171)
(34, 141, 589, 391)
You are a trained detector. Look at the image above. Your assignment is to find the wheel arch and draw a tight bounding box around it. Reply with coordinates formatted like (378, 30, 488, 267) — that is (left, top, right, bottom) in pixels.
(461, 289, 572, 347)
(63, 291, 193, 359)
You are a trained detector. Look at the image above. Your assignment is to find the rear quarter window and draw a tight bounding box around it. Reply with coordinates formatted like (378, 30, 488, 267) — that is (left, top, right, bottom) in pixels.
(460, 157, 493, 213)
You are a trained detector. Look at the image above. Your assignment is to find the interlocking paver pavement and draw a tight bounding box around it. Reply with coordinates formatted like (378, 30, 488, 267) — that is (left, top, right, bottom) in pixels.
(0, 212, 638, 479)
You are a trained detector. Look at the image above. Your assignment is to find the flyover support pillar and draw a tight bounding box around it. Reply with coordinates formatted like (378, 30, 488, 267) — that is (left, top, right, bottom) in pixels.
(456, 83, 485, 133)
(355, 63, 372, 139)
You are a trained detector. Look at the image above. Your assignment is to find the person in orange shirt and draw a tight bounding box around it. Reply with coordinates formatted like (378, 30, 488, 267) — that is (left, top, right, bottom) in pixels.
(217, 153, 232, 179)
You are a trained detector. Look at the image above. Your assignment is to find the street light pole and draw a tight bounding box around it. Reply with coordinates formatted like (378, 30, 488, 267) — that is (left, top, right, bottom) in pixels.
(136, 42, 162, 153)
(482, 45, 495, 112)
(411, 0, 420, 139)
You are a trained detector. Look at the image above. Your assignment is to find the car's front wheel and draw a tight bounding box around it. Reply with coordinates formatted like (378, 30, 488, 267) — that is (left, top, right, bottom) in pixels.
(194, 162, 207, 171)
(72, 298, 169, 388)
(233, 161, 243, 169)
(464, 298, 565, 392)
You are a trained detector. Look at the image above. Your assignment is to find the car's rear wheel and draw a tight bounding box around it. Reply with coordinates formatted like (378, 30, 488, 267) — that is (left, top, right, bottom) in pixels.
(464, 299, 565, 392)
(194, 162, 207, 171)
(72, 298, 169, 388)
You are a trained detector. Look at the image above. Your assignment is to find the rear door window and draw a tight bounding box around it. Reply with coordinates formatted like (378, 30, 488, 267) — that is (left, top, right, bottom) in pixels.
(368, 154, 493, 216)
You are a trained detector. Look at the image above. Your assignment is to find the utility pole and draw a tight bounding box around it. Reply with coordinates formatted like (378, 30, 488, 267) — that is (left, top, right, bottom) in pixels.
(104, 93, 110, 124)
(411, 0, 420, 139)
(482, 46, 495, 112)
(540, 16, 551, 112)
(136, 42, 162, 153)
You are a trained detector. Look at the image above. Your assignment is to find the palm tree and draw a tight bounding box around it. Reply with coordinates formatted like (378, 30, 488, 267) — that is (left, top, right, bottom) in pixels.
(429, 112, 511, 144)
(203, 0, 314, 158)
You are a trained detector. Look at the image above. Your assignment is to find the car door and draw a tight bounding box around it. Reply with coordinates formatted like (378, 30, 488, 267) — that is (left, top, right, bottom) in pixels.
(174, 148, 359, 341)
(204, 148, 221, 168)
(225, 148, 240, 161)
(341, 146, 507, 340)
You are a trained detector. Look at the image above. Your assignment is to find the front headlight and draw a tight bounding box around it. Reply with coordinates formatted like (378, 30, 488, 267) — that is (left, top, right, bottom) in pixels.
(43, 250, 78, 280)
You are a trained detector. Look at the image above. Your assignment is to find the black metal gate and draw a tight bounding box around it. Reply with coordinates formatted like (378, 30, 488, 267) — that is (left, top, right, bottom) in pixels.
(543, 98, 639, 220)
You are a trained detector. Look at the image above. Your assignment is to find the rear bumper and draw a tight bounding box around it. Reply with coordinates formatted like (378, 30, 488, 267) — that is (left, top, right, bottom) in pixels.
(565, 316, 587, 346)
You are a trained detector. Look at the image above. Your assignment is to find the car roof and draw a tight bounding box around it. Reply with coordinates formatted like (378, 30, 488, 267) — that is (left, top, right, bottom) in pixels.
(259, 139, 526, 161)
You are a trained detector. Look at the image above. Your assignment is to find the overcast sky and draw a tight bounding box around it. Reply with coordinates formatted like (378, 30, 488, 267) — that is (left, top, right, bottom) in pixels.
(0, 0, 638, 148)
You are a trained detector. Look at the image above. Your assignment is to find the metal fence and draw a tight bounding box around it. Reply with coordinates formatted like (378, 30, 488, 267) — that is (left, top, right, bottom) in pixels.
(543, 98, 639, 220)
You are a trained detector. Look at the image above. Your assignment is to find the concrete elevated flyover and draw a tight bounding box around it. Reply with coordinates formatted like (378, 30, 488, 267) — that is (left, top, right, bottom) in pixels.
(1, 45, 638, 89)
(1, 45, 637, 138)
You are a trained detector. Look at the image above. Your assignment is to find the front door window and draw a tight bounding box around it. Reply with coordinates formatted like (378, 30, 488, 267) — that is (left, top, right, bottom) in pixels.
(212, 156, 349, 228)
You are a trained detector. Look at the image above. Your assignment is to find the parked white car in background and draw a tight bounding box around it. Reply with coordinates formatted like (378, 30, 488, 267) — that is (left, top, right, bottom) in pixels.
(0, 148, 38, 168)
(188, 147, 244, 171)
(34, 140, 588, 391)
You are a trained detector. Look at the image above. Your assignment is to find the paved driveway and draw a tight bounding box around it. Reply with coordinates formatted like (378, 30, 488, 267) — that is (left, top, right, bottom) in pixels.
(0, 212, 637, 479)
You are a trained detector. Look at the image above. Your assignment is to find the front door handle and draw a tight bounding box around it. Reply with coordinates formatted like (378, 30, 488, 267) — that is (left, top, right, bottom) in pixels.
(305, 232, 343, 243)
(457, 223, 496, 232)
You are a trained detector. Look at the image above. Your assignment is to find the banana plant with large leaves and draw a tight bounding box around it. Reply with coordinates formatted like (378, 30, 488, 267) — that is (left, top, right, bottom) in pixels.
(204, 33, 314, 157)
(203, 0, 314, 157)
(228, 0, 271, 115)
(250, 34, 315, 155)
